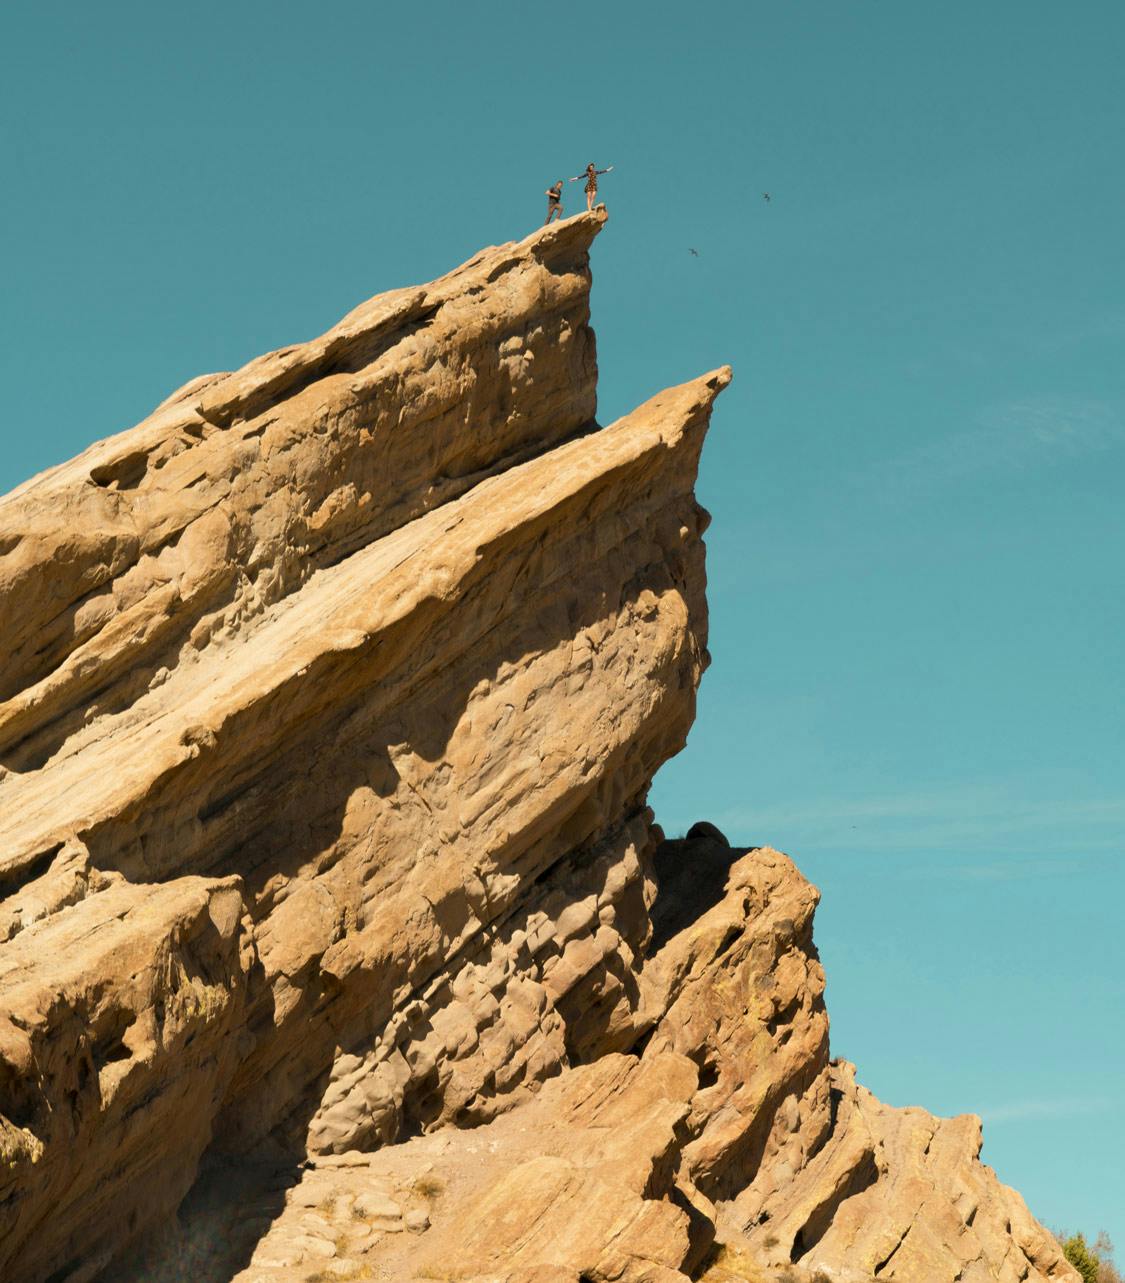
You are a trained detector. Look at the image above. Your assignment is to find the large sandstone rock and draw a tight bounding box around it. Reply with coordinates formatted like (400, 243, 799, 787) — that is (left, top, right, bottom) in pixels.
(0, 213, 1075, 1283)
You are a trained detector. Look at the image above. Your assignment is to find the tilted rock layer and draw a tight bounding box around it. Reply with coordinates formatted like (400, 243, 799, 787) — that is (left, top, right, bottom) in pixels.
(0, 214, 1075, 1283)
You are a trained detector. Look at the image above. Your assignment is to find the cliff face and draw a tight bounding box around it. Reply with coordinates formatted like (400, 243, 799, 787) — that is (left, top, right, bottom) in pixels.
(0, 214, 1075, 1283)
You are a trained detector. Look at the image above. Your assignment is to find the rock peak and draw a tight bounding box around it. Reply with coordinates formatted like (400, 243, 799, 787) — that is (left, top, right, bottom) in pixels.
(0, 228, 1073, 1283)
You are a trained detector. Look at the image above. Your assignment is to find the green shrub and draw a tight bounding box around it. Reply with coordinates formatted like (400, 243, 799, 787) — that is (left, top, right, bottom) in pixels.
(1057, 1229, 1121, 1283)
(1064, 1233, 1100, 1283)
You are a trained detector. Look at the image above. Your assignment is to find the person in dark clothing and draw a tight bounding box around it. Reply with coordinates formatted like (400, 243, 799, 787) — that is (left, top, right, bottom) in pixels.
(571, 162, 613, 211)
(544, 180, 564, 224)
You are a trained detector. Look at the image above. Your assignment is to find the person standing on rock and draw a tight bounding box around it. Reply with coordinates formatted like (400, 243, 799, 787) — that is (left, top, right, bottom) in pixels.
(544, 180, 564, 224)
(571, 162, 613, 211)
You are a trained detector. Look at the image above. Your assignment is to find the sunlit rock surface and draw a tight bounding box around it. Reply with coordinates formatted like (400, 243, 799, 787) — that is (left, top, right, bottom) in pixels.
(0, 214, 1074, 1283)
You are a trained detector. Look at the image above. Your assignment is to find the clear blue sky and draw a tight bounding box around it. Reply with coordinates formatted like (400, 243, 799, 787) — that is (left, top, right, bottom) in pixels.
(2, 0, 1121, 1249)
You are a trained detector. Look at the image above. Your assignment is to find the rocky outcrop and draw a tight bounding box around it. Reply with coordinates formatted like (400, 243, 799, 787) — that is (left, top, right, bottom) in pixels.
(0, 213, 1075, 1283)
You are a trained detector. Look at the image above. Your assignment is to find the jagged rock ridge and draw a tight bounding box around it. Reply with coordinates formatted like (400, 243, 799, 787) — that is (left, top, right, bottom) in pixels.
(0, 213, 1075, 1283)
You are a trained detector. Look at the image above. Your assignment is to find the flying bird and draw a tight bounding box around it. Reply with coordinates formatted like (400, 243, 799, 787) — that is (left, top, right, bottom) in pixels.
(689, 248, 699, 257)
(762, 192, 771, 202)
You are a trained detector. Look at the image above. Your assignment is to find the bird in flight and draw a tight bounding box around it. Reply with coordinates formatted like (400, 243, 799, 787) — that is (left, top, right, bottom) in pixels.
(689, 248, 699, 257)
(762, 192, 771, 202)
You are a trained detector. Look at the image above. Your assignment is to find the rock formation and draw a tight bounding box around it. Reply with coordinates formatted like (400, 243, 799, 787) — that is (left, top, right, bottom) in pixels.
(0, 212, 1076, 1283)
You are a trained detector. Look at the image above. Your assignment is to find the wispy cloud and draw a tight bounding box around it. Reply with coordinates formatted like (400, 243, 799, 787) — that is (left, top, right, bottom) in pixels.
(934, 856, 1098, 883)
(980, 1096, 1117, 1126)
(860, 396, 1125, 497)
(659, 780, 1125, 860)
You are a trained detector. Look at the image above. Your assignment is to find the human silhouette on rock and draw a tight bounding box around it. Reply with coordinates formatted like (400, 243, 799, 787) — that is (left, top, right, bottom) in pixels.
(544, 180, 564, 224)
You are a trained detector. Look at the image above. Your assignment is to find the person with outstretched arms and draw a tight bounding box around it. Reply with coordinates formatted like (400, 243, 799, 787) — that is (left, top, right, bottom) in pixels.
(571, 162, 613, 211)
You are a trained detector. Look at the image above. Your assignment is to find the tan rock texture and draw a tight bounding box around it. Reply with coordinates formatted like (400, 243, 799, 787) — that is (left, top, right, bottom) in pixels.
(0, 213, 1074, 1283)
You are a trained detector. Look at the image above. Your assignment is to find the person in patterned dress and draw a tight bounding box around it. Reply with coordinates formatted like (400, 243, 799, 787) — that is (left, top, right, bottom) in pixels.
(570, 162, 614, 211)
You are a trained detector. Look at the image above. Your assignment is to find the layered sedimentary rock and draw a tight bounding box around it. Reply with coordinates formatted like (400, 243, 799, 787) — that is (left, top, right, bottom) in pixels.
(0, 213, 1075, 1283)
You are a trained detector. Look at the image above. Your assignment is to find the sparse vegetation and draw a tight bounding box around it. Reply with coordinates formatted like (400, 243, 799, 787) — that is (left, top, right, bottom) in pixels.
(1063, 1234, 1100, 1283)
(696, 1247, 877, 1283)
(1057, 1230, 1121, 1283)
(413, 1174, 445, 1200)
(697, 1242, 769, 1282)
(305, 1266, 373, 1283)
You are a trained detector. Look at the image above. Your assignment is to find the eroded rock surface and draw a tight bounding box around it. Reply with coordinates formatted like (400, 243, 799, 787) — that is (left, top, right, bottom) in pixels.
(0, 214, 1074, 1283)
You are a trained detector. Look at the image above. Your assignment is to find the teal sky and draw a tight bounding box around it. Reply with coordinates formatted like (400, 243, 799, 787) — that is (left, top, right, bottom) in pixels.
(3, 0, 1122, 1250)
